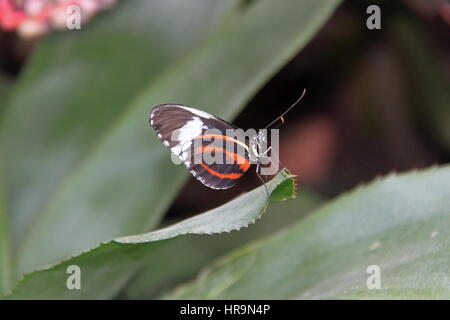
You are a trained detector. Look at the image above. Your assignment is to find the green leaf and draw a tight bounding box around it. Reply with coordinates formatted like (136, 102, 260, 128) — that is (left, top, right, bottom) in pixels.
(269, 175, 297, 201)
(5, 170, 295, 299)
(165, 165, 450, 299)
(1, 0, 241, 274)
(116, 171, 295, 243)
(124, 188, 322, 299)
(1, 0, 342, 277)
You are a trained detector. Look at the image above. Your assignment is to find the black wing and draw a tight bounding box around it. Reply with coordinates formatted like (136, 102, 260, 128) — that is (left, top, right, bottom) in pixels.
(150, 104, 250, 189)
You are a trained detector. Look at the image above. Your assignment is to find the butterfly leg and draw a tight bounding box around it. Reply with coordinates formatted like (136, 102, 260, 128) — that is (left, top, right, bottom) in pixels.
(262, 146, 272, 156)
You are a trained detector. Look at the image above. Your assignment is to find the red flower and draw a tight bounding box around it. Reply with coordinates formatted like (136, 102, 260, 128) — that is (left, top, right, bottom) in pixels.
(0, 0, 27, 30)
(0, 0, 116, 38)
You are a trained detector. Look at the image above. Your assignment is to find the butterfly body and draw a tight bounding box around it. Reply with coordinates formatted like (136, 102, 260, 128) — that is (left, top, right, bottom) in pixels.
(150, 104, 263, 189)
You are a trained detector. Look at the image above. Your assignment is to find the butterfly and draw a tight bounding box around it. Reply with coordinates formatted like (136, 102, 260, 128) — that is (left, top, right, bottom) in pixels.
(149, 89, 305, 190)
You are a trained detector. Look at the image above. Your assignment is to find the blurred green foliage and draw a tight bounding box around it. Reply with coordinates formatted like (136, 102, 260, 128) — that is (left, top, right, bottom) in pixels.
(0, 0, 342, 298)
(0, 0, 449, 300)
(166, 166, 450, 299)
(7, 169, 295, 299)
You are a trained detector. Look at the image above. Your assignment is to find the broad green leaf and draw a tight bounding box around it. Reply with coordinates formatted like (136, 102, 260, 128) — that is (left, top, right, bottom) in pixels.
(2, 0, 240, 264)
(116, 170, 295, 243)
(124, 189, 322, 299)
(4, 0, 341, 276)
(165, 165, 450, 299)
(6, 170, 295, 299)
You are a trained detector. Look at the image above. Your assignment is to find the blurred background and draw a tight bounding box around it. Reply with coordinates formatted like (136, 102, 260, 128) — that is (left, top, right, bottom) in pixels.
(168, 0, 450, 216)
(0, 0, 449, 299)
(1, 0, 449, 213)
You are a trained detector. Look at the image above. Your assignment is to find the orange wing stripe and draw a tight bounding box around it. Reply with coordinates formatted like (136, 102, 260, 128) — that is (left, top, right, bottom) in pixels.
(198, 145, 250, 172)
(196, 144, 250, 179)
(239, 158, 251, 172)
(194, 134, 251, 171)
(200, 163, 244, 180)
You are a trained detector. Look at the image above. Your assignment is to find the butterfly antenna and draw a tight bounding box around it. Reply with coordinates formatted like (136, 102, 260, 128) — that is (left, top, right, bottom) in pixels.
(264, 88, 306, 130)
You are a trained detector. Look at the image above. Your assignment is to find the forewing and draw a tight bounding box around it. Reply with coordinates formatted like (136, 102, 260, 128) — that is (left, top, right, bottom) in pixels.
(150, 104, 250, 189)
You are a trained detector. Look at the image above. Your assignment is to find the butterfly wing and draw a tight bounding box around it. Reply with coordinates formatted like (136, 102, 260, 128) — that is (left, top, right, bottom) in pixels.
(150, 104, 251, 189)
